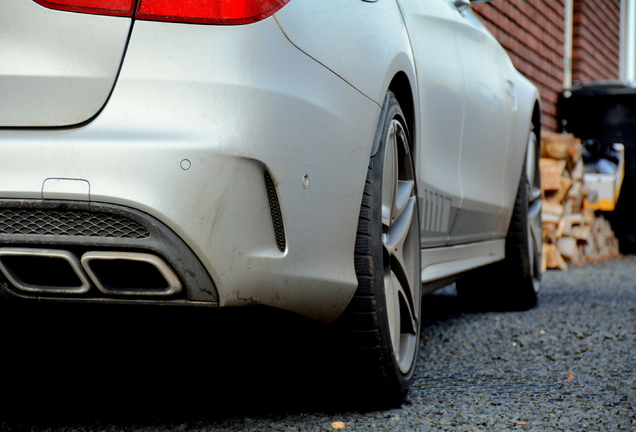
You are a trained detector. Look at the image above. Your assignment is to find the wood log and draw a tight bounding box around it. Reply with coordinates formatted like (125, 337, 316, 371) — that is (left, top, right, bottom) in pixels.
(568, 138, 582, 161)
(545, 244, 568, 270)
(554, 175, 573, 203)
(571, 158, 584, 181)
(571, 225, 591, 242)
(556, 219, 567, 238)
(542, 134, 571, 159)
(543, 222, 557, 243)
(583, 209, 595, 226)
(543, 201, 564, 219)
(584, 235, 599, 262)
(540, 158, 564, 191)
(568, 182, 584, 213)
(568, 181, 581, 199)
(557, 237, 579, 263)
(563, 199, 574, 217)
(562, 213, 586, 225)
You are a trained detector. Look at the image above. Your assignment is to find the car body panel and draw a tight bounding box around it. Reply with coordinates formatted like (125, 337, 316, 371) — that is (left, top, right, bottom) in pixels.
(0, 0, 540, 324)
(420, 239, 504, 289)
(0, 1, 131, 127)
(395, 0, 465, 248)
(274, 0, 415, 107)
(452, 7, 514, 242)
(0, 16, 378, 323)
(450, 9, 539, 243)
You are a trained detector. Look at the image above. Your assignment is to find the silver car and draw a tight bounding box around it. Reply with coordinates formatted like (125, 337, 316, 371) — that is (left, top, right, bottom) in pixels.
(0, 0, 542, 405)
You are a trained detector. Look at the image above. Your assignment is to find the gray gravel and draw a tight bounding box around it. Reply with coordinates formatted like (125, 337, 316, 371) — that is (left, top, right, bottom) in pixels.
(0, 256, 634, 431)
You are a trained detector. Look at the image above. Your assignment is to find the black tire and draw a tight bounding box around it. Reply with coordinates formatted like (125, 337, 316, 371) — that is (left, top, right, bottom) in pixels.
(336, 92, 421, 407)
(457, 129, 542, 311)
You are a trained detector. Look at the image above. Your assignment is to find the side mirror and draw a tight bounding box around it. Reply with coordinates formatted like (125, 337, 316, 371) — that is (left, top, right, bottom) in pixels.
(454, 0, 494, 13)
(453, 0, 470, 12)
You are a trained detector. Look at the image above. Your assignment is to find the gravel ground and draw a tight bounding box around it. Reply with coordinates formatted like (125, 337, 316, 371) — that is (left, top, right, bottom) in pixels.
(0, 256, 634, 431)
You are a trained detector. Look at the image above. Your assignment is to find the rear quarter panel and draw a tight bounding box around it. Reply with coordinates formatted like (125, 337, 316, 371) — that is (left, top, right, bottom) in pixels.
(501, 68, 541, 229)
(273, 0, 416, 108)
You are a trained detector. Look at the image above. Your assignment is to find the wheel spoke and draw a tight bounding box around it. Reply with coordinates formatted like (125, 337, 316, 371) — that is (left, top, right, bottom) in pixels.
(529, 186, 542, 202)
(384, 269, 418, 369)
(385, 196, 416, 291)
(384, 272, 401, 353)
(528, 199, 542, 251)
(526, 130, 542, 292)
(396, 278, 417, 336)
(382, 125, 398, 227)
(393, 180, 415, 224)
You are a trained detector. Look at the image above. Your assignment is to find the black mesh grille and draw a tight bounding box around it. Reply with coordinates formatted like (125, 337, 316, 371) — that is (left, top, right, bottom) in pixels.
(264, 171, 286, 252)
(0, 208, 150, 239)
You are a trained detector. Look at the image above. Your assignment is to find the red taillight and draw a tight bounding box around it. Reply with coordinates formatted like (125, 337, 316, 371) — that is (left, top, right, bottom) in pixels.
(32, 0, 291, 24)
(32, 0, 135, 17)
(136, 0, 291, 25)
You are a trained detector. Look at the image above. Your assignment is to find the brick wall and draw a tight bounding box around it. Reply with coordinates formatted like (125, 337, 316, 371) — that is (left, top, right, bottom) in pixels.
(572, 0, 621, 84)
(472, 0, 621, 133)
(472, 1, 565, 132)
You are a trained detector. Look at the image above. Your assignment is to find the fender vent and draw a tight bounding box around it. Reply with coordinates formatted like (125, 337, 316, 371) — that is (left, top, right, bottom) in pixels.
(264, 171, 286, 252)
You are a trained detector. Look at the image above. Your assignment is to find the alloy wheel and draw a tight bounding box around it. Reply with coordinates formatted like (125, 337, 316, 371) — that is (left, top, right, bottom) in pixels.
(381, 118, 420, 374)
(526, 131, 542, 293)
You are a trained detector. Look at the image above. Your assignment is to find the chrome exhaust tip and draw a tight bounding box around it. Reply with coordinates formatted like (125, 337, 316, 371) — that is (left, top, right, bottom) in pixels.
(81, 251, 181, 296)
(0, 248, 91, 294)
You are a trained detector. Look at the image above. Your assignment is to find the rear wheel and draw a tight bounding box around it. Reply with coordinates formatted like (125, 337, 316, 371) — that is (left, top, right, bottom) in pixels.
(338, 92, 421, 407)
(457, 129, 542, 310)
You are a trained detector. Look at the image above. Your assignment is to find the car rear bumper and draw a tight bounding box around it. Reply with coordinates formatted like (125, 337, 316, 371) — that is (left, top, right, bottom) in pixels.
(0, 17, 380, 322)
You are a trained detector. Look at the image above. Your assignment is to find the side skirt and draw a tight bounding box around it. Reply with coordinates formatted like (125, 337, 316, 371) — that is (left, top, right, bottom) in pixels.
(420, 240, 505, 294)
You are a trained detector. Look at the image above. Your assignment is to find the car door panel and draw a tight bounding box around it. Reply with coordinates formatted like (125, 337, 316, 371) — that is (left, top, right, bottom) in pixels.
(397, 0, 465, 247)
(450, 8, 516, 243)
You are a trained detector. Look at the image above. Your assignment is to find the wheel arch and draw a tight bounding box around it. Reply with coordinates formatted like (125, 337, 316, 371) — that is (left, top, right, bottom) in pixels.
(388, 72, 416, 157)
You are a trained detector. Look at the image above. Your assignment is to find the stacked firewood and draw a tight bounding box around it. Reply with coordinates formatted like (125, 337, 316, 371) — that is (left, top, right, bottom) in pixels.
(540, 133, 620, 271)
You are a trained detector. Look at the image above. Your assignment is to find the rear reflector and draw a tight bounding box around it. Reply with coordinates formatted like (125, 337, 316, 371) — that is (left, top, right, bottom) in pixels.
(136, 0, 291, 24)
(32, 0, 135, 17)
(33, 0, 290, 24)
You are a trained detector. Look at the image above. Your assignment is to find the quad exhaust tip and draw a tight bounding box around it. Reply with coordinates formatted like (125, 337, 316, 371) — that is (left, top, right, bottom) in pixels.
(0, 248, 181, 297)
(81, 251, 181, 296)
(0, 248, 91, 294)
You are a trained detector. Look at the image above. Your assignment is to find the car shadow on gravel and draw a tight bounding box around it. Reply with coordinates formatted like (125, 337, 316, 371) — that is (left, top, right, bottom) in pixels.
(0, 301, 350, 423)
(420, 283, 507, 323)
(0, 285, 480, 424)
